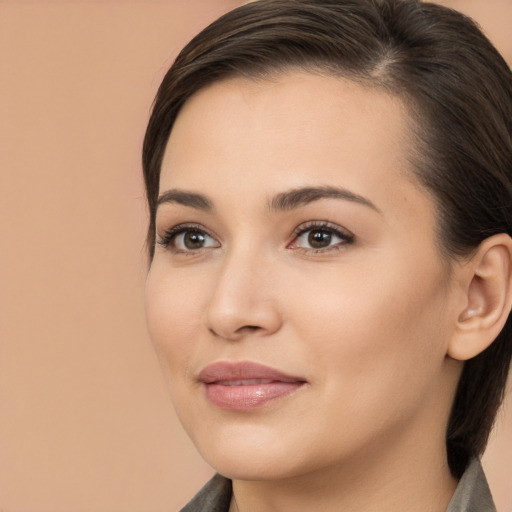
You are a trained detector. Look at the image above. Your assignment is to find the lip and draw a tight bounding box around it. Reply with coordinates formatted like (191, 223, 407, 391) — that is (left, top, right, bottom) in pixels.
(198, 361, 307, 411)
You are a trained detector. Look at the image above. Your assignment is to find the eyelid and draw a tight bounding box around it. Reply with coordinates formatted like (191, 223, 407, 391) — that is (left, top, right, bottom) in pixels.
(288, 220, 355, 251)
(292, 220, 353, 238)
(156, 223, 220, 252)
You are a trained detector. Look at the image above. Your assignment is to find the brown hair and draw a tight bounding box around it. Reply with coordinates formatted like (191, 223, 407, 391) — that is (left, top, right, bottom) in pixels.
(142, 0, 512, 478)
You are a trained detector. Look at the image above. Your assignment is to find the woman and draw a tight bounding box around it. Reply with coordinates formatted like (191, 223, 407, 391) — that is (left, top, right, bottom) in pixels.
(142, 1, 512, 510)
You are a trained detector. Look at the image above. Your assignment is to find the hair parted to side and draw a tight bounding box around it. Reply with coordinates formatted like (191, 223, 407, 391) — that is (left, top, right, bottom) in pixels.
(142, 0, 512, 478)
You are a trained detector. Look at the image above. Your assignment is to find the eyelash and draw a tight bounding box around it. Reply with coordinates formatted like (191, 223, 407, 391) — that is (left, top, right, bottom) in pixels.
(157, 223, 218, 254)
(156, 221, 354, 254)
(290, 221, 355, 253)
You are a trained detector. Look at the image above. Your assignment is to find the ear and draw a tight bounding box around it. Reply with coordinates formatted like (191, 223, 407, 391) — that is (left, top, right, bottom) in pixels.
(448, 233, 512, 361)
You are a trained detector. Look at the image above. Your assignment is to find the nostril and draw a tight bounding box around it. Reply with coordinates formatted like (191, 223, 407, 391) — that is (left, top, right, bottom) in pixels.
(209, 324, 263, 340)
(237, 325, 261, 333)
(205, 292, 282, 340)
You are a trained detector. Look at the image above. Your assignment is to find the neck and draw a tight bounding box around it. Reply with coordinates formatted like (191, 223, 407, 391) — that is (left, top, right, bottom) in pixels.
(229, 434, 458, 512)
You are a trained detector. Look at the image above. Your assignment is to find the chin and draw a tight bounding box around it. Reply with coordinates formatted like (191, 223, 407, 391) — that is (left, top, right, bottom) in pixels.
(203, 452, 304, 482)
(188, 422, 311, 481)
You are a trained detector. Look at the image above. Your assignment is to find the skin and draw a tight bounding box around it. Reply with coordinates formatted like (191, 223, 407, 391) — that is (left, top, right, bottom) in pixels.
(145, 72, 510, 511)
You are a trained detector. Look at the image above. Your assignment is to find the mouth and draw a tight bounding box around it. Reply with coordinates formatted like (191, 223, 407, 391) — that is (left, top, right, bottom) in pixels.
(198, 361, 307, 411)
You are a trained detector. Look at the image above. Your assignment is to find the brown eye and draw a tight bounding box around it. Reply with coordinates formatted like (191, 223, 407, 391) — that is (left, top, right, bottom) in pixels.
(289, 222, 354, 252)
(158, 225, 220, 252)
(183, 231, 207, 249)
(308, 229, 332, 249)
(174, 229, 219, 251)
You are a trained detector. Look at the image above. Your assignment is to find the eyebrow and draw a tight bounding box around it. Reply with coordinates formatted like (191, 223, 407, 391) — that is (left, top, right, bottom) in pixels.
(156, 185, 380, 214)
(269, 185, 381, 213)
(157, 189, 213, 211)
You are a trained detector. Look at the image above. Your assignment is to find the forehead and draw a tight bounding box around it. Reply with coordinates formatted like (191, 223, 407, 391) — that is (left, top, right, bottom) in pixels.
(160, 71, 424, 218)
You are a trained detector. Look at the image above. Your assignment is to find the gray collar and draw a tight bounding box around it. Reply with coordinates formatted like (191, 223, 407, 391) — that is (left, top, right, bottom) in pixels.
(446, 458, 496, 512)
(181, 458, 496, 512)
(180, 473, 231, 512)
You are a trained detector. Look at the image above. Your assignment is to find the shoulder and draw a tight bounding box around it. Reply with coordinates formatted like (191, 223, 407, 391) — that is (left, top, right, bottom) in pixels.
(180, 474, 232, 512)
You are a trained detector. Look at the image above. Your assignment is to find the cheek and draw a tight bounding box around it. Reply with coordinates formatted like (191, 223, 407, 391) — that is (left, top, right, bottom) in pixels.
(288, 254, 450, 394)
(144, 264, 205, 373)
(275, 257, 453, 461)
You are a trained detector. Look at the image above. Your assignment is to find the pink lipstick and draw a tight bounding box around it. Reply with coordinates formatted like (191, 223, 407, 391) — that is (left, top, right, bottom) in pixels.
(198, 361, 306, 411)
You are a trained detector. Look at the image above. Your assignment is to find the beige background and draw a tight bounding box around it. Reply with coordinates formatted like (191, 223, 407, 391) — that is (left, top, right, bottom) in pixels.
(0, 1, 510, 511)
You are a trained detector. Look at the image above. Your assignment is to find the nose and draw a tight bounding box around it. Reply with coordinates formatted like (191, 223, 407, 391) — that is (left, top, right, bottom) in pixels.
(204, 250, 282, 341)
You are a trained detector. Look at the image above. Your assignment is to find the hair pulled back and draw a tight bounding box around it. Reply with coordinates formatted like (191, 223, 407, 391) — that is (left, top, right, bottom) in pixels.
(142, 0, 512, 478)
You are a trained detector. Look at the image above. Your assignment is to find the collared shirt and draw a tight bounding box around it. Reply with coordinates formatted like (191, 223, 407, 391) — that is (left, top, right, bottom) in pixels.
(180, 459, 496, 512)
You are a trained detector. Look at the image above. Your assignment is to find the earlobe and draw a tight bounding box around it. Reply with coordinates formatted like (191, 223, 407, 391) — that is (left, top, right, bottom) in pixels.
(448, 234, 512, 361)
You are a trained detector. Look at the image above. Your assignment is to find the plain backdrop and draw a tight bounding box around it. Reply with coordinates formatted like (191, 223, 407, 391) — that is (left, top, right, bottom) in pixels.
(1, 1, 511, 511)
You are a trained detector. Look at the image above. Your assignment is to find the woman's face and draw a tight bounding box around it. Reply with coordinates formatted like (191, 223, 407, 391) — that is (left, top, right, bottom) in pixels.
(145, 72, 463, 480)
